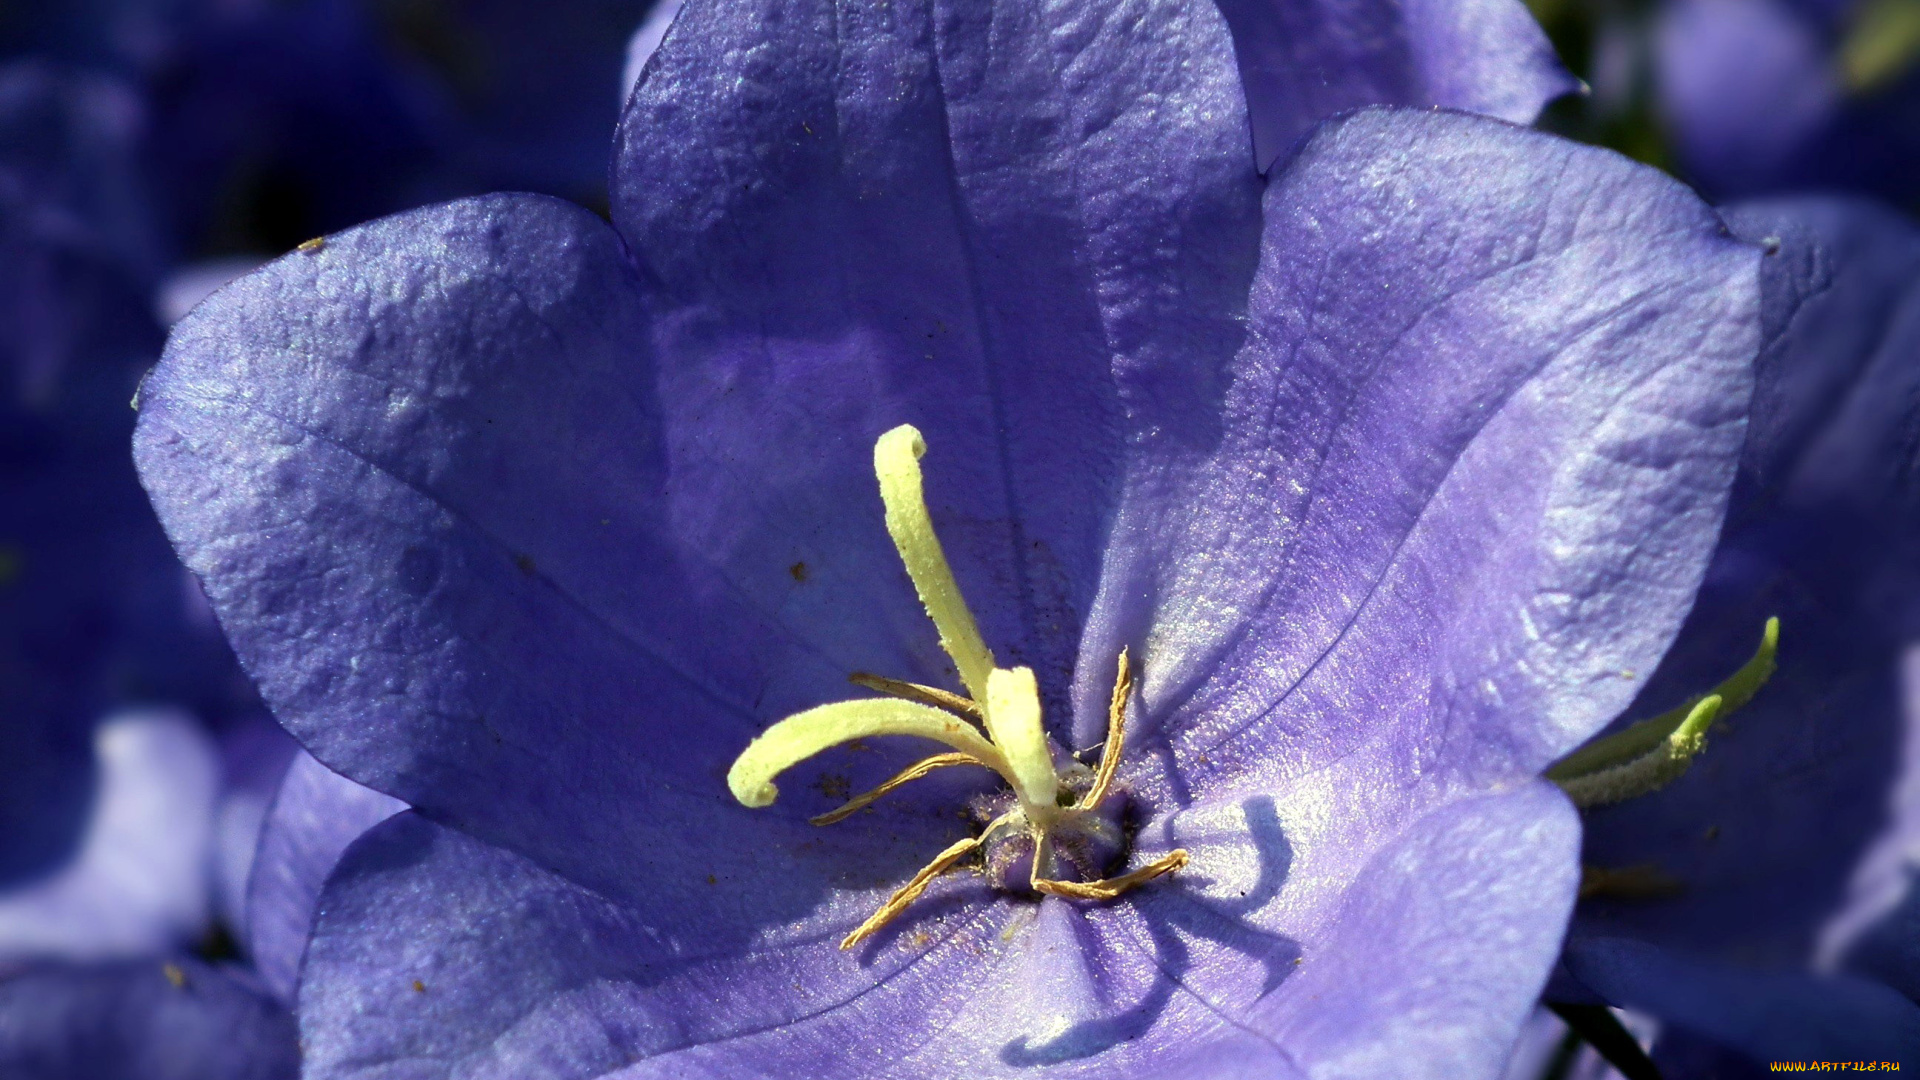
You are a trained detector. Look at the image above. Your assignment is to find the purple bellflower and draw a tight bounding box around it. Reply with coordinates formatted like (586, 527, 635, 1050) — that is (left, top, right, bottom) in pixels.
(1, 59, 178, 889)
(136, 0, 1760, 1075)
(1552, 198, 1920, 1068)
(1655, 0, 1920, 202)
(619, 0, 1579, 176)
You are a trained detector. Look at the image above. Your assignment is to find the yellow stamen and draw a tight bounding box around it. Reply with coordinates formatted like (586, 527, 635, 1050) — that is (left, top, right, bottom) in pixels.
(874, 425, 996, 700)
(809, 752, 987, 825)
(1079, 649, 1132, 811)
(1033, 850, 1191, 901)
(728, 699, 1010, 808)
(848, 672, 982, 722)
(840, 835, 982, 950)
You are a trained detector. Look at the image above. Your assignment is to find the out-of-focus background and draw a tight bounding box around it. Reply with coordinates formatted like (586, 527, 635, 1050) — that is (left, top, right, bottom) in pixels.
(1528, 0, 1920, 206)
(0, 0, 659, 983)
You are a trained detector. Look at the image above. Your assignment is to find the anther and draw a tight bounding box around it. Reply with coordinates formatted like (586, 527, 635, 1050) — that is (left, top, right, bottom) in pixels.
(1078, 649, 1132, 811)
(810, 753, 985, 826)
(1033, 850, 1191, 900)
(841, 835, 982, 950)
(848, 672, 982, 721)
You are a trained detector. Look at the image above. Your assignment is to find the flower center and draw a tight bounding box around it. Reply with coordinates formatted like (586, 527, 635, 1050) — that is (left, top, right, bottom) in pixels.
(726, 424, 1187, 950)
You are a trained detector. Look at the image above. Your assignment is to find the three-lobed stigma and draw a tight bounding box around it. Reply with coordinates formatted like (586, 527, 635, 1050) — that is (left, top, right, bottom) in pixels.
(726, 424, 1187, 950)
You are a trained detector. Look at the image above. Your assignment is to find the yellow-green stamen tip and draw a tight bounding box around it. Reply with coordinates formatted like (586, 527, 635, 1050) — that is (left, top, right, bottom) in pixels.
(1556, 694, 1722, 809)
(1550, 617, 1779, 809)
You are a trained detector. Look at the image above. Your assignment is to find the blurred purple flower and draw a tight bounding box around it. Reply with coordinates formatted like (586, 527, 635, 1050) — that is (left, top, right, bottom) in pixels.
(1554, 197, 1920, 1068)
(1656, 0, 1920, 201)
(0, 59, 308, 1080)
(0, 711, 399, 1079)
(3, 0, 660, 258)
(0, 710, 218, 968)
(0, 60, 235, 888)
(0, 957, 297, 1080)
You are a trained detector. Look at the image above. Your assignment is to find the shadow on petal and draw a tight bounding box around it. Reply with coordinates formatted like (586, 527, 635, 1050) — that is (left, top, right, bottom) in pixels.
(998, 795, 1300, 1065)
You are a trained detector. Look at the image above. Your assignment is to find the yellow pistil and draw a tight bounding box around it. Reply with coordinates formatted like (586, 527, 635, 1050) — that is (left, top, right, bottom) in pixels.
(727, 424, 1188, 950)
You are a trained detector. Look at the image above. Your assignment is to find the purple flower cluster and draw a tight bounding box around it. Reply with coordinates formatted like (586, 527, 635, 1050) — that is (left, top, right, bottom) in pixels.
(4, 0, 1919, 1077)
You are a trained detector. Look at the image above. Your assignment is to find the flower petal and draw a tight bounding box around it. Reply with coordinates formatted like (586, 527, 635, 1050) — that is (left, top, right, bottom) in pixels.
(135, 194, 978, 915)
(1565, 196, 1920, 1055)
(298, 813, 1048, 1080)
(244, 750, 404, 1004)
(211, 717, 299, 937)
(1564, 935, 1920, 1063)
(1720, 197, 1920, 513)
(1247, 783, 1578, 1078)
(613, 0, 1265, 703)
(300, 784, 1575, 1078)
(0, 711, 217, 965)
(1075, 107, 1760, 791)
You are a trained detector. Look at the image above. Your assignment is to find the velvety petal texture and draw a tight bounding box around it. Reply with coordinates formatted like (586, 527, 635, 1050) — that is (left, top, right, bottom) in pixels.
(1563, 197, 1920, 1063)
(1082, 108, 1756, 789)
(1214, 0, 1578, 171)
(133, 0, 1760, 1075)
(245, 749, 405, 1003)
(0, 958, 296, 1080)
